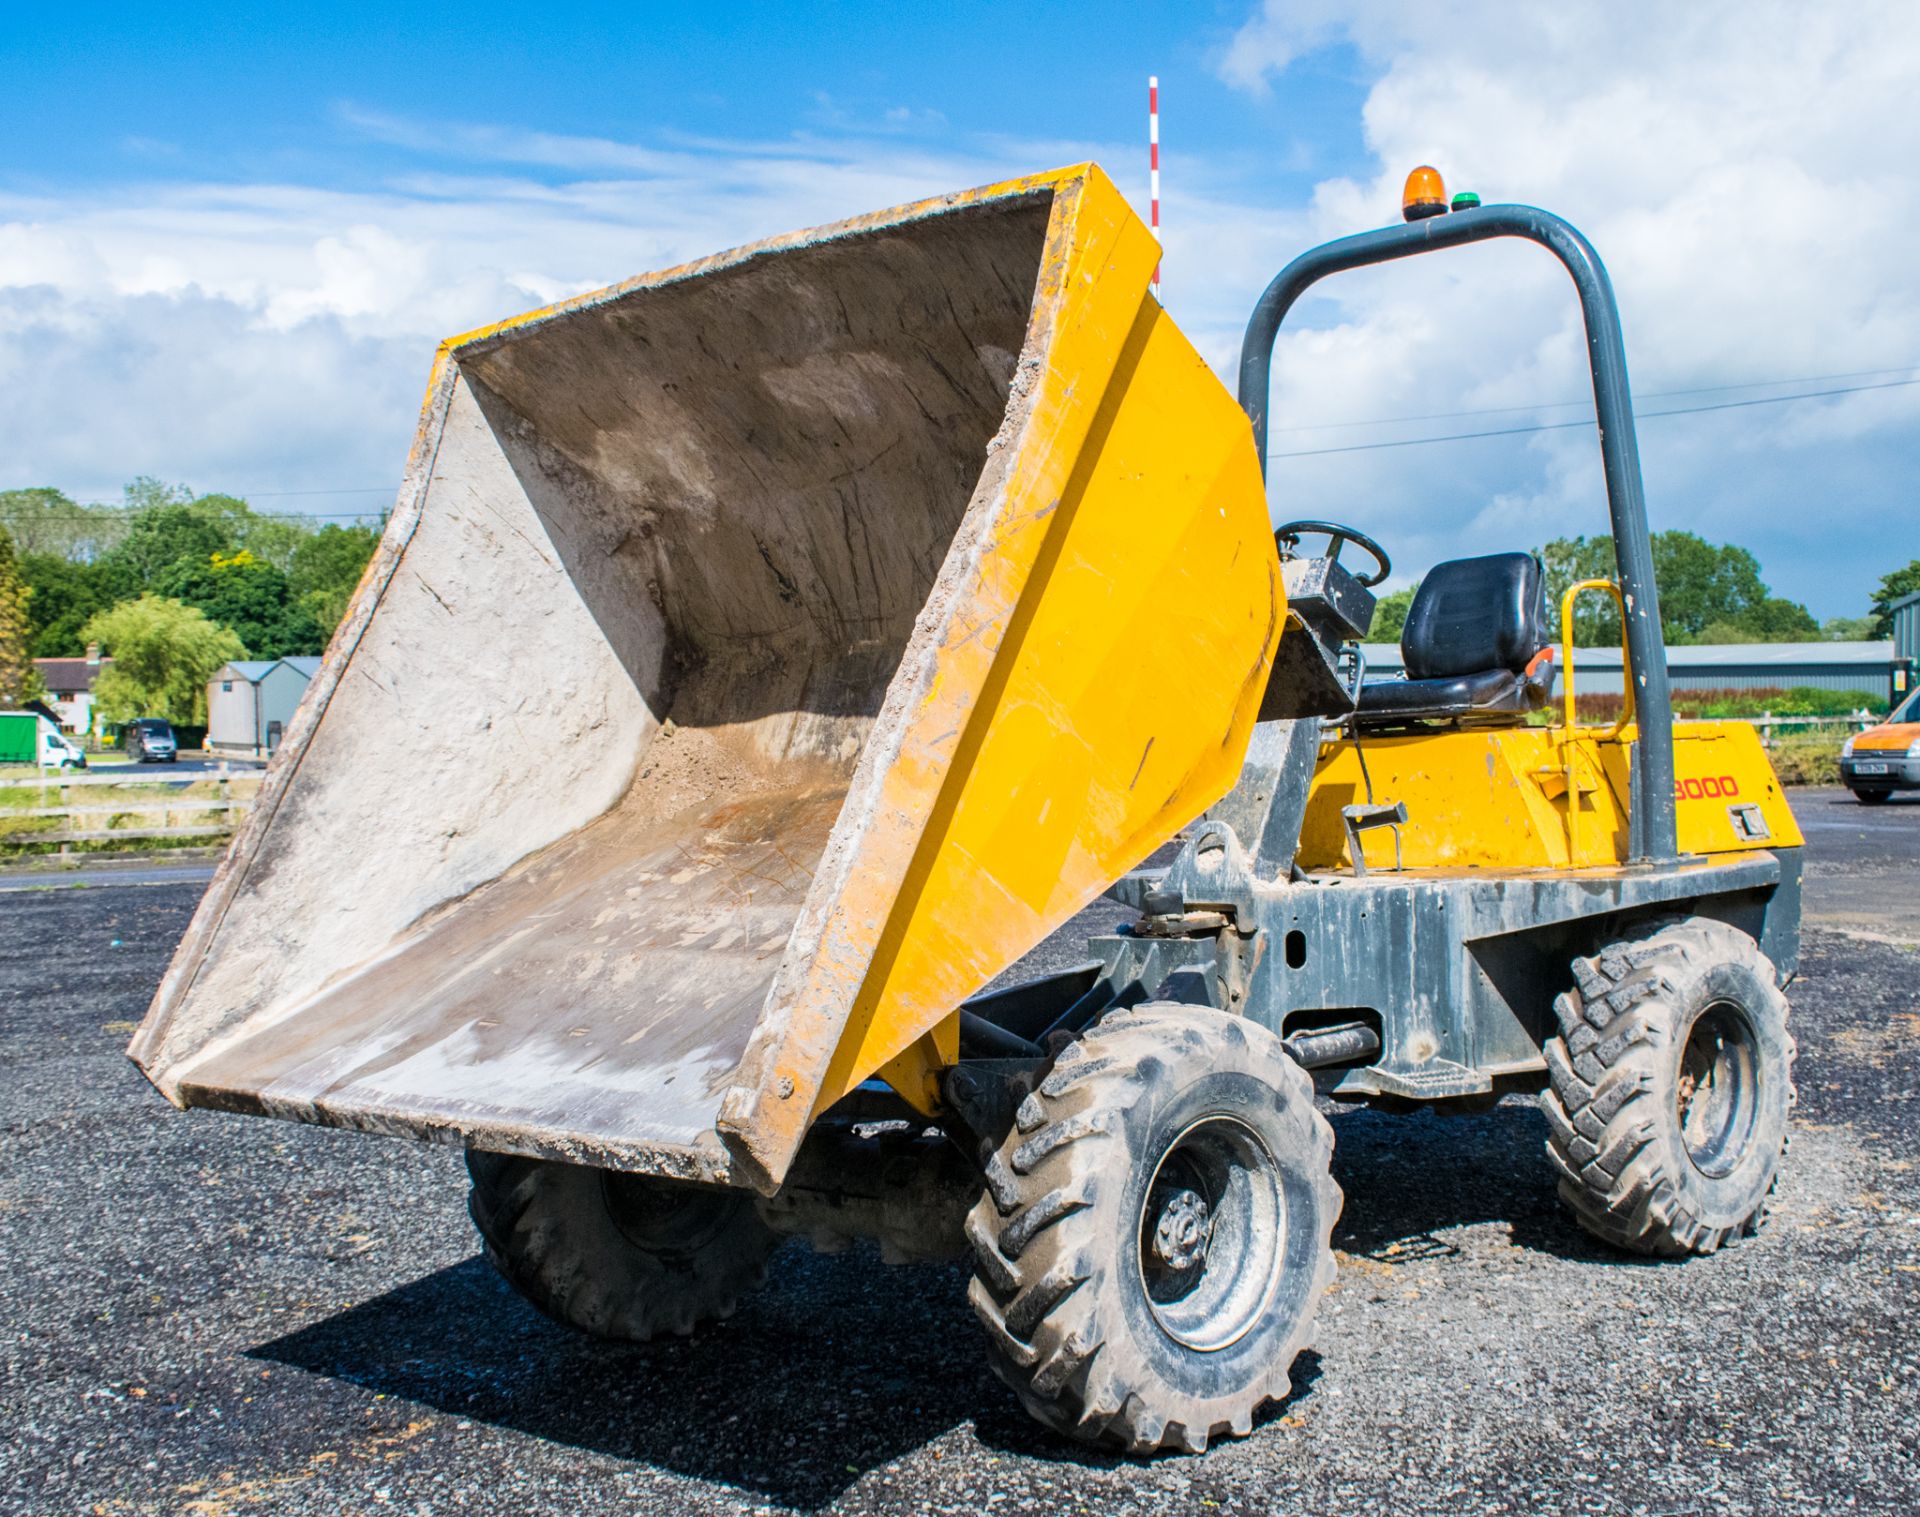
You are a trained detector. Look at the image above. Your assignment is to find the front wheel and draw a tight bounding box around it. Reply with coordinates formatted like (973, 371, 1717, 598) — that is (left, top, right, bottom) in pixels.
(1850, 787, 1891, 805)
(466, 1152, 778, 1339)
(966, 1005, 1340, 1454)
(1543, 916, 1794, 1256)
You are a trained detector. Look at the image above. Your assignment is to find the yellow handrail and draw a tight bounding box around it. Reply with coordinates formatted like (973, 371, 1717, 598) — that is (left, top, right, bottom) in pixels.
(1560, 578, 1634, 739)
(1557, 578, 1634, 864)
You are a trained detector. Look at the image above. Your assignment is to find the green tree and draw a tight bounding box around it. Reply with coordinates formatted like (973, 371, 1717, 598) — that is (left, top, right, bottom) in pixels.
(177, 491, 312, 571)
(1535, 536, 1617, 646)
(1820, 615, 1876, 642)
(20, 553, 119, 657)
(1735, 595, 1820, 641)
(153, 549, 324, 660)
(1535, 531, 1818, 646)
(82, 596, 246, 726)
(100, 502, 235, 588)
(288, 523, 380, 638)
(1869, 559, 1920, 638)
(235, 515, 312, 573)
(1364, 583, 1418, 644)
(0, 487, 130, 561)
(121, 476, 193, 513)
(96, 481, 326, 583)
(0, 528, 34, 707)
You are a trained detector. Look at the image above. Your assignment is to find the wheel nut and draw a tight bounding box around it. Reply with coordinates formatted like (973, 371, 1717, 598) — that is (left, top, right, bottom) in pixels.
(1153, 1189, 1212, 1272)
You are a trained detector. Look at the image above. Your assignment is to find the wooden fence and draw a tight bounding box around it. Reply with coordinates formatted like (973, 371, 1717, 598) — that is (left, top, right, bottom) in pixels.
(0, 765, 257, 855)
(0, 708, 1889, 858)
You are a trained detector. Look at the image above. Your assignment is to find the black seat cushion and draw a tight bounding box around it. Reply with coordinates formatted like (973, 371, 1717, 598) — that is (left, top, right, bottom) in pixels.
(1356, 553, 1553, 726)
(1401, 552, 1547, 678)
(1355, 663, 1552, 724)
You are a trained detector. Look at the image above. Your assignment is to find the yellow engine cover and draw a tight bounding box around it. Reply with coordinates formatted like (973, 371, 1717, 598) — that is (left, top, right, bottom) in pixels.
(1298, 720, 1802, 872)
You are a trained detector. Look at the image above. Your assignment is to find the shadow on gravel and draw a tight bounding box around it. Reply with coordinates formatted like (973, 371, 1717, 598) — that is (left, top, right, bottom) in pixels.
(1327, 1101, 1657, 1266)
(246, 1101, 1653, 1502)
(251, 1246, 1116, 1507)
(252, 1249, 1332, 1495)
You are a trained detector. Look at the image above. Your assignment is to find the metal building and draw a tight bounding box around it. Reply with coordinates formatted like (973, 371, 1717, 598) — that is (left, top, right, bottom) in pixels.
(1892, 590, 1919, 663)
(207, 657, 323, 758)
(1363, 639, 1902, 703)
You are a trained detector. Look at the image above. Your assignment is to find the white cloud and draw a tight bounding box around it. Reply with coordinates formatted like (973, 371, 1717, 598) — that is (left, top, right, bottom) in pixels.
(1220, 0, 1920, 615)
(0, 133, 1045, 508)
(4, 12, 1916, 617)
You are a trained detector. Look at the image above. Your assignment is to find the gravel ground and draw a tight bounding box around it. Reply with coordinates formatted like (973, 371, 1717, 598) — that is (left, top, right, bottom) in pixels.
(2, 787, 1915, 1515)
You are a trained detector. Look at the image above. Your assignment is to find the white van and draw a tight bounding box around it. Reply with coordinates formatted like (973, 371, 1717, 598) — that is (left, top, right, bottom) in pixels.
(6, 718, 90, 771)
(46, 722, 86, 769)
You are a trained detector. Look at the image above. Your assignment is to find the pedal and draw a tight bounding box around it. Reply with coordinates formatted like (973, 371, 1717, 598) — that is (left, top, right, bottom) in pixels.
(1363, 1059, 1492, 1099)
(1341, 800, 1407, 876)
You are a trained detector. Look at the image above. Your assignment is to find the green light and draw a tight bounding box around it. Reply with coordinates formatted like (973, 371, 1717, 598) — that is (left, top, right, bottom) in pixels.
(1451, 192, 1482, 211)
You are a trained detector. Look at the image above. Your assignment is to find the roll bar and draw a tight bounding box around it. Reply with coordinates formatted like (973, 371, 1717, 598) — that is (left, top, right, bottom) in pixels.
(1237, 204, 1678, 865)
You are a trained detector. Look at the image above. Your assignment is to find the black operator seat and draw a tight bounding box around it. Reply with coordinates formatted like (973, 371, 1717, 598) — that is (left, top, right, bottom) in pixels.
(1355, 552, 1557, 727)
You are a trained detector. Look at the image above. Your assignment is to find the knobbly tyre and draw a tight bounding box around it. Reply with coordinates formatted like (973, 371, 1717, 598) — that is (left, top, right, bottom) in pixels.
(132, 164, 1799, 1455)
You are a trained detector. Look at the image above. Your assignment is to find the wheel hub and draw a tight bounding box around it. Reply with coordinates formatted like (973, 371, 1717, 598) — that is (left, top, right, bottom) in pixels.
(1136, 1117, 1287, 1353)
(1151, 1188, 1213, 1272)
(602, 1172, 743, 1257)
(1676, 1000, 1760, 1179)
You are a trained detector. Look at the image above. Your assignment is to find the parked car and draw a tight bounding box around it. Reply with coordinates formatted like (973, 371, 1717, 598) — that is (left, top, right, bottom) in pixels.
(0, 711, 88, 769)
(1840, 687, 1920, 803)
(124, 717, 180, 764)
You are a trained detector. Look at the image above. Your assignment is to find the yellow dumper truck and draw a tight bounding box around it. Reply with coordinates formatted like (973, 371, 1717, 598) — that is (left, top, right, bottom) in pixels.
(132, 164, 1801, 1454)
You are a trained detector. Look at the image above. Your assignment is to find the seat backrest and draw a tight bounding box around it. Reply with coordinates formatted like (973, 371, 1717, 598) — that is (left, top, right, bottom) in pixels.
(1401, 552, 1548, 680)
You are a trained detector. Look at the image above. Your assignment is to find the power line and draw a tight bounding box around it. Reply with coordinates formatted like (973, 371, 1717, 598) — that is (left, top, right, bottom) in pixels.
(4, 366, 1916, 515)
(61, 492, 391, 507)
(209, 487, 393, 499)
(1269, 375, 1920, 460)
(1269, 363, 1920, 434)
(0, 507, 387, 523)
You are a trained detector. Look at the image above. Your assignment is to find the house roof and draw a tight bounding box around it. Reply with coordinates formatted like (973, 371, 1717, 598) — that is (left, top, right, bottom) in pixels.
(213, 656, 324, 685)
(1610, 641, 1897, 667)
(33, 657, 111, 691)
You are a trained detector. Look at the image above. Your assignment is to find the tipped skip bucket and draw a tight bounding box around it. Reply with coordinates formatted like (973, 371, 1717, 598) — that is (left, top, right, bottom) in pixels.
(131, 164, 1283, 1191)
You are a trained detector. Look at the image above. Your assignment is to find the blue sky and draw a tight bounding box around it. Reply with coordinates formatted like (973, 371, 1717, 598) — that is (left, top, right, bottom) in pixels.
(3, 2, 1916, 619)
(1, 4, 1367, 201)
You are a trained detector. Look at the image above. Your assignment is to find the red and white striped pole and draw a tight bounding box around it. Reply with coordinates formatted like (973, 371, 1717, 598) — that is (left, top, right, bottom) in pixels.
(1149, 75, 1161, 296)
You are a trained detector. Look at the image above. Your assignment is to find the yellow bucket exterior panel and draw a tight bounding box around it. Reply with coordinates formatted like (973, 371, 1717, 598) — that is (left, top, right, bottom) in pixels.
(721, 167, 1281, 1181)
(819, 308, 1279, 1108)
(1299, 721, 1799, 873)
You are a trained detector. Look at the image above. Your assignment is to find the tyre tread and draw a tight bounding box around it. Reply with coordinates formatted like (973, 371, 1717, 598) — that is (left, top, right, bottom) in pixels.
(966, 1006, 1340, 1454)
(1542, 915, 1794, 1257)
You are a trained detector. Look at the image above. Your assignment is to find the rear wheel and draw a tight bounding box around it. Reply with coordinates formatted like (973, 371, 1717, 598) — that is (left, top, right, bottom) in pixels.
(1543, 916, 1794, 1256)
(966, 1005, 1339, 1454)
(466, 1152, 778, 1339)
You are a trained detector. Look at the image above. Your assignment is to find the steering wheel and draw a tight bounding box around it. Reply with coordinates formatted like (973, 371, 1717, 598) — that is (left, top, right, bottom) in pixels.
(1272, 519, 1392, 588)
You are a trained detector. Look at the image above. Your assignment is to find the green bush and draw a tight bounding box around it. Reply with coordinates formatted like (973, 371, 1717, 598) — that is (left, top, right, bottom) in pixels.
(1570, 685, 1885, 725)
(1686, 685, 1885, 719)
(1768, 735, 1842, 787)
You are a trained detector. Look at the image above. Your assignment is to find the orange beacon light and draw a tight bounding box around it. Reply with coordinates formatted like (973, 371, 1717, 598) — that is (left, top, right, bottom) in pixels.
(1402, 165, 1448, 221)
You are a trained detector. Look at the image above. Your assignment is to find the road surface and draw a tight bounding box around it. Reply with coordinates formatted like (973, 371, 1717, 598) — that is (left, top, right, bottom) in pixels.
(1, 786, 1914, 1514)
